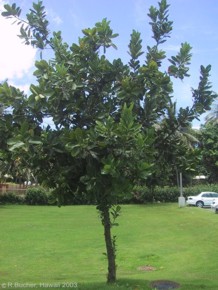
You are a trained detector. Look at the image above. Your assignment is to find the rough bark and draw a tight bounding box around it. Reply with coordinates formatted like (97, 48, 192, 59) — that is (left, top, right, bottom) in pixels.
(102, 207, 116, 283)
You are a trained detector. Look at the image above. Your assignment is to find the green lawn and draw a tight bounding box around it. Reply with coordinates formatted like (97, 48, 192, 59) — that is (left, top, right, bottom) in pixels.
(0, 204, 218, 289)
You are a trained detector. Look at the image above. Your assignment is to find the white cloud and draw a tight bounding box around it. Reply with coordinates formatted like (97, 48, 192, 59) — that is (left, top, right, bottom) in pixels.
(52, 15, 62, 26)
(0, 0, 36, 82)
(46, 8, 62, 26)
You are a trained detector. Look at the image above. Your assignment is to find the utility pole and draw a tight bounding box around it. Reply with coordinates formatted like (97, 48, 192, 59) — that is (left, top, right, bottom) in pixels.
(178, 172, 186, 207)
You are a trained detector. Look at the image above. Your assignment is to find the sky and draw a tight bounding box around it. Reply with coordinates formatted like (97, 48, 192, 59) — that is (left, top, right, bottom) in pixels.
(0, 0, 218, 128)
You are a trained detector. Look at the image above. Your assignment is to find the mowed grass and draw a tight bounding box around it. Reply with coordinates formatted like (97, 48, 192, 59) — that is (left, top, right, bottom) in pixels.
(0, 204, 218, 289)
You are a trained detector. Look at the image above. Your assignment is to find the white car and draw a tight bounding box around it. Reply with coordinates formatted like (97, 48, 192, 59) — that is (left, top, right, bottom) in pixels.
(186, 192, 218, 208)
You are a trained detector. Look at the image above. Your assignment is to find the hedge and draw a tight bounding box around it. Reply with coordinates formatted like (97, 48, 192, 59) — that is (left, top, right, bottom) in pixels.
(0, 192, 24, 204)
(130, 184, 218, 204)
(1, 184, 218, 205)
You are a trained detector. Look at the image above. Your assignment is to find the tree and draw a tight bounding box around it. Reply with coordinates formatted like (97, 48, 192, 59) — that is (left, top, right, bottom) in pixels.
(1, 0, 217, 283)
(151, 120, 201, 188)
(200, 123, 218, 183)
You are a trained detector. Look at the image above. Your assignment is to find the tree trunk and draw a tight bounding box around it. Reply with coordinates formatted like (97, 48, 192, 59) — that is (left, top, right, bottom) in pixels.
(102, 207, 116, 283)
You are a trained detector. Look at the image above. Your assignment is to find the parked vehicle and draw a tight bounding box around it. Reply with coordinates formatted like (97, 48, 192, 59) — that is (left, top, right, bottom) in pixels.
(186, 192, 218, 208)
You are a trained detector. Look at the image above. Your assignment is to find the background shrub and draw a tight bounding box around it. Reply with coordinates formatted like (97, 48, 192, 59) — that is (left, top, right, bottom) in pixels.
(25, 187, 48, 205)
(120, 184, 218, 204)
(1, 184, 218, 205)
(0, 192, 24, 204)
